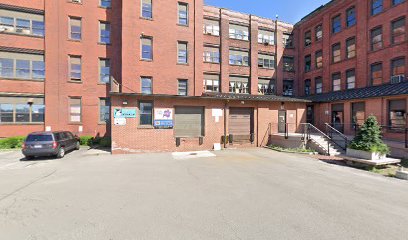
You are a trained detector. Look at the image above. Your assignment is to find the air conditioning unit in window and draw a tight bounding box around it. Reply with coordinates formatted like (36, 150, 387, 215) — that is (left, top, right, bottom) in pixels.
(391, 75, 405, 84)
(72, 0, 82, 3)
(0, 26, 15, 33)
(264, 41, 270, 46)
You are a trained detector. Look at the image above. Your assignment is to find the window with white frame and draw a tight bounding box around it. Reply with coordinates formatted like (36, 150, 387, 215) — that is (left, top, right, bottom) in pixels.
(178, 79, 188, 96)
(258, 29, 274, 45)
(315, 77, 323, 94)
(229, 24, 249, 41)
(99, 58, 110, 83)
(229, 76, 249, 94)
(141, 0, 153, 19)
(0, 52, 45, 80)
(99, 21, 111, 44)
(100, 0, 111, 8)
(141, 77, 152, 94)
(229, 49, 249, 66)
(203, 74, 220, 92)
(69, 56, 81, 81)
(258, 53, 275, 69)
(346, 69, 356, 89)
(258, 78, 275, 95)
(332, 72, 341, 91)
(0, 9, 44, 37)
(177, 42, 188, 64)
(0, 97, 45, 123)
(178, 2, 188, 26)
(203, 46, 220, 63)
(203, 18, 220, 36)
(69, 17, 81, 40)
(69, 97, 82, 123)
(99, 98, 110, 123)
(141, 37, 153, 60)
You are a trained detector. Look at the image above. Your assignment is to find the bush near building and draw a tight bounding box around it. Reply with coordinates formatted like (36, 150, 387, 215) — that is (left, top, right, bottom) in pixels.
(80, 136, 111, 148)
(348, 116, 390, 155)
(0, 137, 26, 149)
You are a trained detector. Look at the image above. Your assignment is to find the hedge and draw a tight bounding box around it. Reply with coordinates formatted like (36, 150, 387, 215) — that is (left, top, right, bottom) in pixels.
(0, 136, 26, 149)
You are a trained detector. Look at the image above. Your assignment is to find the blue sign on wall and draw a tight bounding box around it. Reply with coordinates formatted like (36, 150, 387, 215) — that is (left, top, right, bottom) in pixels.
(154, 120, 173, 128)
(114, 108, 136, 118)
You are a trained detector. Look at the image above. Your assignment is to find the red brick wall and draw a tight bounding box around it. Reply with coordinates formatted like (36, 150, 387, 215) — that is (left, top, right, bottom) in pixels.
(111, 95, 306, 154)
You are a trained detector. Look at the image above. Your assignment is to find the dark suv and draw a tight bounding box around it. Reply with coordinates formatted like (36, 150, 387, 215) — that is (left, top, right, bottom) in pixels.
(22, 131, 80, 159)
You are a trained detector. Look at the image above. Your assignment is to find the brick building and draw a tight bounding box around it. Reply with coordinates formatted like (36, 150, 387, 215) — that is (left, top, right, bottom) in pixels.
(0, 0, 406, 153)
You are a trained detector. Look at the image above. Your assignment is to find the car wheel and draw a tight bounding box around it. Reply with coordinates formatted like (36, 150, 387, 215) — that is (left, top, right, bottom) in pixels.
(57, 147, 65, 159)
(75, 141, 80, 150)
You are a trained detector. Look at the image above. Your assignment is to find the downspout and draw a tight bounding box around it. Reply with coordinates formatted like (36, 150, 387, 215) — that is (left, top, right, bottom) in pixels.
(223, 101, 227, 149)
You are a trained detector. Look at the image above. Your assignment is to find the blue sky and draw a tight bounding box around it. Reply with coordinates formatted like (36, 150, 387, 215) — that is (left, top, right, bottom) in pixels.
(204, 0, 331, 24)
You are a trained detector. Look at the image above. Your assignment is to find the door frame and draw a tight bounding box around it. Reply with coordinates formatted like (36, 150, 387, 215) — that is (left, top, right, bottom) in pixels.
(278, 110, 287, 134)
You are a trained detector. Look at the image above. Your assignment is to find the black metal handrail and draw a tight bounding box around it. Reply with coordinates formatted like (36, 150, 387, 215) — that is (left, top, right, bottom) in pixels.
(325, 123, 348, 151)
(300, 123, 333, 156)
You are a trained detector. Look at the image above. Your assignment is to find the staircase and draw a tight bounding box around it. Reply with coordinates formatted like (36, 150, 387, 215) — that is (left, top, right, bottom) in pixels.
(301, 123, 348, 156)
(308, 134, 345, 156)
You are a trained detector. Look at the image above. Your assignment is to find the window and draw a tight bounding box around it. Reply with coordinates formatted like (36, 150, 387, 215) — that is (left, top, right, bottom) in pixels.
(0, 52, 45, 80)
(315, 50, 323, 69)
(229, 50, 249, 66)
(99, 22, 111, 44)
(315, 25, 322, 41)
(332, 43, 341, 63)
(304, 55, 311, 72)
(371, 27, 383, 51)
(346, 37, 356, 59)
(0, 10, 45, 37)
(258, 30, 275, 45)
(304, 79, 311, 96)
(371, 62, 383, 85)
(203, 46, 220, 63)
(69, 97, 81, 123)
(139, 101, 153, 126)
(258, 78, 275, 95)
(304, 30, 312, 47)
(391, 57, 405, 78)
(282, 33, 294, 48)
(332, 15, 341, 33)
(178, 79, 188, 96)
(346, 69, 356, 89)
(229, 24, 249, 41)
(229, 76, 249, 94)
(315, 77, 323, 94)
(393, 0, 405, 5)
(283, 80, 294, 96)
(99, 59, 110, 83)
(389, 100, 406, 129)
(391, 17, 406, 44)
(371, 0, 383, 15)
(178, 2, 188, 26)
(177, 42, 188, 64)
(69, 56, 81, 81)
(69, 17, 81, 40)
(283, 56, 295, 72)
(100, 0, 111, 8)
(70, 0, 82, 3)
(99, 98, 110, 123)
(142, 0, 153, 19)
(203, 19, 220, 36)
(332, 72, 341, 91)
(346, 7, 356, 27)
(141, 77, 152, 94)
(352, 102, 366, 127)
(203, 74, 220, 92)
(141, 37, 153, 60)
(0, 97, 45, 123)
(258, 53, 275, 69)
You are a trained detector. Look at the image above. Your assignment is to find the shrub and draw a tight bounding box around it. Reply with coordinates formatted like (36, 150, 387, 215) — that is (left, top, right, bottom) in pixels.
(79, 136, 94, 146)
(348, 116, 390, 155)
(0, 136, 26, 149)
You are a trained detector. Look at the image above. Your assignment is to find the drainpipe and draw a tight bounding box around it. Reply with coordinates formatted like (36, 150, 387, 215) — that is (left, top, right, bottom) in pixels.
(223, 101, 227, 149)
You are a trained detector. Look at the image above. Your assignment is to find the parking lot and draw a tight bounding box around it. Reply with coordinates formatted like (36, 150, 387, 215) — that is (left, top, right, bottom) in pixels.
(0, 148, 407, 240)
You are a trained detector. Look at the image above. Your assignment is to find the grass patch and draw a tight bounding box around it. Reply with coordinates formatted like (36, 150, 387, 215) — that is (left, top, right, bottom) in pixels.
(268, 145, 315, 154)
(0, 136, 25, 149)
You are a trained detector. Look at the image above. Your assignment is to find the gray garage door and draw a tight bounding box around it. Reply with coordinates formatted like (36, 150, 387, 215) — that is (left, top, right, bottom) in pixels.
(175, 107, 204, 137)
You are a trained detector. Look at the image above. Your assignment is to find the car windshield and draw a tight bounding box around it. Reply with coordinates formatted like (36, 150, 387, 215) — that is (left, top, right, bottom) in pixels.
(26, 134, 53, 142)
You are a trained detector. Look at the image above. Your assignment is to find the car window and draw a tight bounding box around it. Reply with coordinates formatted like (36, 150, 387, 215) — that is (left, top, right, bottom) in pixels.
(66, 132, 74, 140)
(27, 134, 53, 142)
(54, 133, 61, 141)
(60, 132, 68, 140)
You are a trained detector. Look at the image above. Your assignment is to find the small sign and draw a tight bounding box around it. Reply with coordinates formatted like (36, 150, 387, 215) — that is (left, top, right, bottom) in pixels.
(212, 108, 223, 122)
(114, 108, 136, 118)
(114, 118, 126, 126)
(154, 108, 173, 128)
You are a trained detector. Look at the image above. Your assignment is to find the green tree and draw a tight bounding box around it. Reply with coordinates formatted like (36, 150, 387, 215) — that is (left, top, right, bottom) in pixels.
(349, 116, 390, 155)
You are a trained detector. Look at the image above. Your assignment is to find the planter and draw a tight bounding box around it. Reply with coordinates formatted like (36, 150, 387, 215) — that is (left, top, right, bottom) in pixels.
(346, 148, 386, 161)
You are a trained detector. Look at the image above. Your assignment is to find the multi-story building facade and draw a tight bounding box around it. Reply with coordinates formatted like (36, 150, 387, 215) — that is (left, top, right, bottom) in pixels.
(296, 0, 407, 142)
(0, 0, 406, 154)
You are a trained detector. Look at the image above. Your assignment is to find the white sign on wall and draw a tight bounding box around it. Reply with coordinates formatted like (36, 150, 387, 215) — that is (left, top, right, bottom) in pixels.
(114, 118, 126, 126)
(212, 108, 223, 122)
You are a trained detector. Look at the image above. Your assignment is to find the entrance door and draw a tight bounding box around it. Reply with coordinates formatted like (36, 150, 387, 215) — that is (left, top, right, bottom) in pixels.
(229, 108, 253, 142)
(331, 104, 344, 133)
(306, 105, 314, 124)
(278, 110, 287, 133)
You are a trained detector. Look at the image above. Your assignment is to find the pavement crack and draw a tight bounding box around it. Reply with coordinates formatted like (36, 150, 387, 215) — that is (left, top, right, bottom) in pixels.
(0, 170, 57, 203)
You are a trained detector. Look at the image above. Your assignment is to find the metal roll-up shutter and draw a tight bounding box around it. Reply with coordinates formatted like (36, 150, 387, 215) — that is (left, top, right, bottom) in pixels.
(229, 108, 252, 142)
(175, 107, 204, 137)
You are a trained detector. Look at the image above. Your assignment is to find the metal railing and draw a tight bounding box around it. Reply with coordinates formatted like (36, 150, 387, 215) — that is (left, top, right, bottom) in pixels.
(325, 123, 348, 151)
(301, 123, 334, 156)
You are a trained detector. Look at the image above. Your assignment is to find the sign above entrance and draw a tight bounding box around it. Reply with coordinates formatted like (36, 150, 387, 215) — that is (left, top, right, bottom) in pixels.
(114, 108, 136, 118)
(154, 108, 173, 128)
